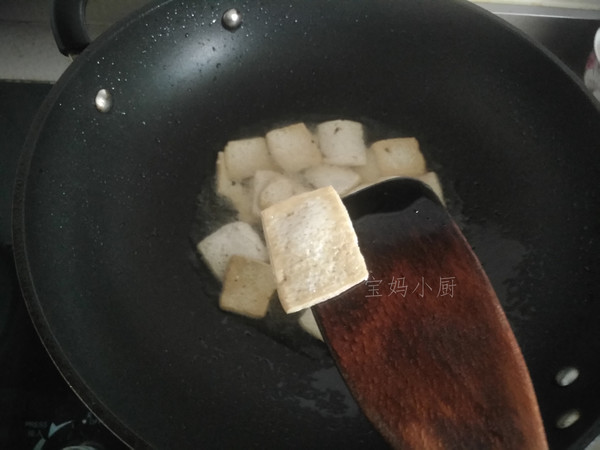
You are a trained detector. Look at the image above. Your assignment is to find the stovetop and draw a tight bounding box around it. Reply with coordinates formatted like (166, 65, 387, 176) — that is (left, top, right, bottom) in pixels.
(1, 3, 599, 449)
(0, 83, 130, 450)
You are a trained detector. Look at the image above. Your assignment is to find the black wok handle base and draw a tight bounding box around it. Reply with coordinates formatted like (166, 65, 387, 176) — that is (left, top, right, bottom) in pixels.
(51, 0, 90, 56)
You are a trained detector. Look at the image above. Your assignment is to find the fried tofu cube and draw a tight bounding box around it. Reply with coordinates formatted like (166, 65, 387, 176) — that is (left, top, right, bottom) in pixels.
(316, 119, 367, 166)
(416, 171, 445, 204)
(354, 146, 381, 185)
(252, 170, 283, 216)
(219, 255, 276, 319)
(265, 123, 322, 173)
(261, 186, 368, 313)
(215, 151, 254, 223)
(259, 176, 309, 210)
(224, 137, 278, 181)
(303, 164, 361, 196)
(197, 221, 268, 281)
(371, 137, 426, 177)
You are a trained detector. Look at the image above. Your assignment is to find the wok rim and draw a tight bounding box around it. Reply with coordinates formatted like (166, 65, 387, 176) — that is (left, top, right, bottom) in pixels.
(11, 1, 173, 448)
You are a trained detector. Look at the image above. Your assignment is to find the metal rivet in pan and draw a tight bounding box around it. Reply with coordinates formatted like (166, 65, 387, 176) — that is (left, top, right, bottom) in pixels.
(95, 89, 112, 113)
(555, 367, 580, 387)
(556, 409, 580, 429)
(222, 8, 242, 31)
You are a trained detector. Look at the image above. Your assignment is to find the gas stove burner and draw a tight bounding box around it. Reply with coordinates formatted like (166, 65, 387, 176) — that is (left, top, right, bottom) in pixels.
(27, 411, 125, 450)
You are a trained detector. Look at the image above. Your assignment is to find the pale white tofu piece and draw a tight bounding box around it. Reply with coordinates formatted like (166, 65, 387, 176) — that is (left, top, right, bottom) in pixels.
(265, 123, 322, 173)
(298, 309, 324, 341)
(371, 137, 426, 177)
(285, 171, 313, 191)
(224, 137, 279, 181)
(261, 186, 368, 314)
(197, 221, 268, 281)
(316, 119, 367, 166)
(303, 164, 361, 196)
(219, 255, 276, 319)
(416, 171, 445, 204)
(215, 152, 255, 223)
(353, 146, 381, 184)
(252, 170, 283, 217)
(259, 176, 309, 210)
(216, 151, 232, 195)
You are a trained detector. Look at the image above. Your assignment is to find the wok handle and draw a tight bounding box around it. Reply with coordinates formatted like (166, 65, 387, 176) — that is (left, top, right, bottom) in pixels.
(51, 0, 90, 56)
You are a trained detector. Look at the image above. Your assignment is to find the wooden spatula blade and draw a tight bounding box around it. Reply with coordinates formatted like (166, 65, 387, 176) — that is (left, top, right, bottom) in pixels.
(313, 182, 547, 449)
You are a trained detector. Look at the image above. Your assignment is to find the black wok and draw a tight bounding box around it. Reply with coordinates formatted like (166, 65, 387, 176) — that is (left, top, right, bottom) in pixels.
(13, 0, 600, 448)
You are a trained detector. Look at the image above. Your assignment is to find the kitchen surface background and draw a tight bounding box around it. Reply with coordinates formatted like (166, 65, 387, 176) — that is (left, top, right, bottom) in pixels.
(1, 0, 599, 448)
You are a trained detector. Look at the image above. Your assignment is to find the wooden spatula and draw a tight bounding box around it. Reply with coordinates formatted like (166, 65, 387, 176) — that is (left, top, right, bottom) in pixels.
(312, 179, 548, 449)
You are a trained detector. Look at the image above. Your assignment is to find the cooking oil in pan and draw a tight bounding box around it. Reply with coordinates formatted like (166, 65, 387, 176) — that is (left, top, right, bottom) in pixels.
(189, 117, 443, 356)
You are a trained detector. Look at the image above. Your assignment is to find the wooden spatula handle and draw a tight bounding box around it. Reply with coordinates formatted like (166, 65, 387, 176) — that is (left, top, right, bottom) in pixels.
(314, 194, 547, 449)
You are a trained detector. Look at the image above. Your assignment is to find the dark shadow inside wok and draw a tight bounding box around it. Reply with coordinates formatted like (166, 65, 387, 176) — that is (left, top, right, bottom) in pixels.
(15, 0, 600, 448)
